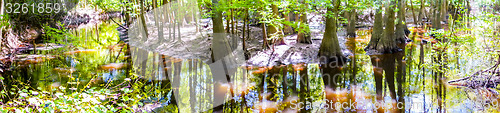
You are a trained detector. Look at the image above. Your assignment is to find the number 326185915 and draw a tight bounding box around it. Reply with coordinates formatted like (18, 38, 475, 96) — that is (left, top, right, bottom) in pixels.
(5, 3, 66, 14)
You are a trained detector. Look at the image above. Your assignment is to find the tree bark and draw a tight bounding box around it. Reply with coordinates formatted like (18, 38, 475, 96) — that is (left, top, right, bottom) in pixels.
(418, 0, 425, 25)
(378, 0, 399, 53)
(262, 23, 269, 49)
(410, 0, 418, 26)
(432, 0, 442, 29)
(318, 0, 343, 62)
(395, 0, 408, 45)
(243, 9, 249, 60)
(296, 0, 312, 44)
(139, 0, 149, 42)
(0, 0, 3, 52)
(284, 8, 293, 35)
(346, 1, 357, 38)
(269, 4, 285, 45)
(153, 0, 165, 43)
(211, 0, 232, 111)
(365, 3, 383, 51)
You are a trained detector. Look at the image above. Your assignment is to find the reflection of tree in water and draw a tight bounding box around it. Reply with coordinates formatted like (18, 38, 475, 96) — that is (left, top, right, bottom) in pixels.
(433, 47, 447, 113)
(367, 53, 407, 113)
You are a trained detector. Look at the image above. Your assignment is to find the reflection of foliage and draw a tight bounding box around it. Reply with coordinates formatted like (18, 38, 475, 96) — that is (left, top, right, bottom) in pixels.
(0, 22, 142, 112)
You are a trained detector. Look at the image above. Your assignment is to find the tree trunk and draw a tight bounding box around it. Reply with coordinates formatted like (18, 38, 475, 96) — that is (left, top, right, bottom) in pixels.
(172, 60, 182, 113)
(284, 9, 293, 35)
(318, 0, 343, 62)
(378, 0, 399, 53)
(433, 0, 442, 29)
(211, 0, 232, 111)
(410, 0, 418, 26)
(269, 4, 285, 45)
(365, 3, 383, 51)
(153, 0, 165, 43)
(418, 0, 425, 25)
(296, 0, 312, 44)
(442, 0, 447, 22)
(226, 15, 230, 33)
(262, 23, 269, 49)
(395, 0, 408, 45)
(346, 2, 357, 38)
(139, 0, 149, 42)
(0, 0, 3, 52)
(170, 2, 175, 42)
(176, 3, 181, 42)
(243, 9, 249, 60)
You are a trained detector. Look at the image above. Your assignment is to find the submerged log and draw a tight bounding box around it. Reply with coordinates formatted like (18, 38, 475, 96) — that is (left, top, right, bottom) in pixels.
(448, 71, 500, 89)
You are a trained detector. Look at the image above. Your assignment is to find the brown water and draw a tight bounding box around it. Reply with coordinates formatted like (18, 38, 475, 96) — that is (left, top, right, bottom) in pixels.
(4, 2, 500, 113)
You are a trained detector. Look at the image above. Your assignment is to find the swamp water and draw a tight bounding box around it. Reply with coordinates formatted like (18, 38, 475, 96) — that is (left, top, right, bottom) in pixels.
(3, 3, 500, 113)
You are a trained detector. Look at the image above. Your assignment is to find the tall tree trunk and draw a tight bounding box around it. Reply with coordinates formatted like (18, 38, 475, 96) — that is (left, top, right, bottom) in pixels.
(318, 0, 343, 61)
(139, 0, 149, 42)
(378, 0, 398, 53)
(269, 4, 285, 45)
(366, 5, 383, 51)
(243, 9, 249, 60)
(153, 0, 165, 43)
(284, 9, 293, 35)
(442, 0, 447, 22)
(366, 0, 399, 54)
(346, 1, 357, 38)
(410, 0, 418, 26)
(170, 2, 176, 42)
(262, 23, 269, 49)
(432, 0, 442, 29)
(211, 0, 233, 111)
(231, 8, 235, 34)
(296, 0, 312, 44)
(226, 15, 230, 33)
(418, 0, 427, 25)
(395, 0, 408, 45)
(172, 59, 182, 113)
(268, 4, 280, 35)
(0, 0, 3, 52)
(176, 3, 181, 42)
